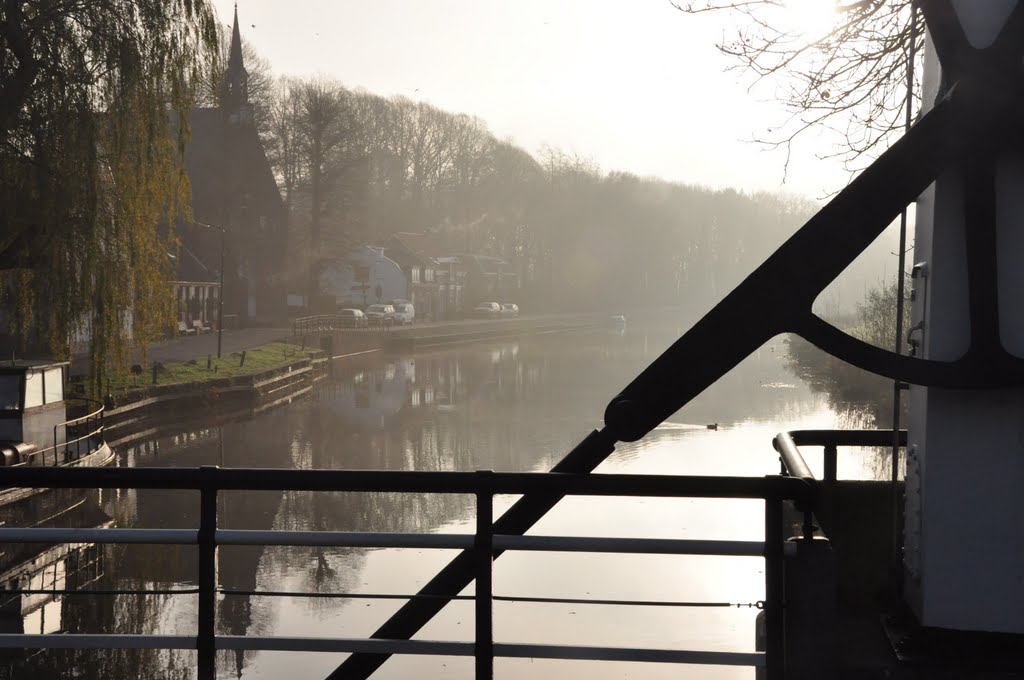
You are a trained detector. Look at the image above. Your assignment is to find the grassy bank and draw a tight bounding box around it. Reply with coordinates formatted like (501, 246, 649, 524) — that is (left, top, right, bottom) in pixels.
(105, 342, 315, 395)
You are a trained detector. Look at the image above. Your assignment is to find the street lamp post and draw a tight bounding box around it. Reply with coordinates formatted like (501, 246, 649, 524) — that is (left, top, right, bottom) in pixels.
(217, 227, 224, 359)
(196, 222, 225, 358)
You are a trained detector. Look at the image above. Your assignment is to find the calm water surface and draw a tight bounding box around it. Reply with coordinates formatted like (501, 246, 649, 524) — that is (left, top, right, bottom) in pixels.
(14, 318, 881, 679)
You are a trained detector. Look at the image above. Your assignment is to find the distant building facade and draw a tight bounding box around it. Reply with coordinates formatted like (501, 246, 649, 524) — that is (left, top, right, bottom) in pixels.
(383, 232, 518, 318)
(179, 7, 286, 327)
(384, 232, 464, 320)
(457, 254, 519, 307)
(320, 246, 407, 309)
(171, 246, 220, 331)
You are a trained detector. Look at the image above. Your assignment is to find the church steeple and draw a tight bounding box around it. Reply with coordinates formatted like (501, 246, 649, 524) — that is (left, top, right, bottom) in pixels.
(222, 3, 250, 123)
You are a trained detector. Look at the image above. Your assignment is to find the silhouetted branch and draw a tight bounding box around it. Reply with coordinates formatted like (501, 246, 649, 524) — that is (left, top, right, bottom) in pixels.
(673, 0, 922, 181)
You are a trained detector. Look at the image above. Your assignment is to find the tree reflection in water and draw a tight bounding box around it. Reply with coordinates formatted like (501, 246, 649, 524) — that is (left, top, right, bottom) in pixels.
(12, 318, 842, 678)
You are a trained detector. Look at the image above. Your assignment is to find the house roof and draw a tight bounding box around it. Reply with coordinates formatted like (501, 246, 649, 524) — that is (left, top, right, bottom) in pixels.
(0, 359, 69, 374)
(171, 245, 219, 284)
(184, 108, 283, 229)
(457, 253, 511, 275)
(387, 232, 455, 266)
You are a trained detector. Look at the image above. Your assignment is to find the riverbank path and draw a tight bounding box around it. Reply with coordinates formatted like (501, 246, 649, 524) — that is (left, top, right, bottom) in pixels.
(69, 327, 290, 376)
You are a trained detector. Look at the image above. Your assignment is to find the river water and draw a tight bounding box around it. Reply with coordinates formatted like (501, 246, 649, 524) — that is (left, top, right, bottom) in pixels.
(14, 317, 884, 679)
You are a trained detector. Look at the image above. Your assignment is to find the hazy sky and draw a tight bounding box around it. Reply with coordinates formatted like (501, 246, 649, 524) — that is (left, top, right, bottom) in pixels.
(215, 0, 851, 200)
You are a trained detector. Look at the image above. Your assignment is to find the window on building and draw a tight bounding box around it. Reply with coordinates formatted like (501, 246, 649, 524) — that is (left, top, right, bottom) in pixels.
(411, 267, 420, 284)
(24, 373, 43, 409)
(424, 268, 434, 282)
(0, 375, 20, 410)
(43, 367, 63, 404)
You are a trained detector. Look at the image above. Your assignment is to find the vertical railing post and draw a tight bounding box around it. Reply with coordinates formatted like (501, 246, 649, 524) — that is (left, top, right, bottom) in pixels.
(198, 465, 219, 680)
(474, 469, 494, 680)
(823, 443, 838, 483)
(764, 491, 785, 680)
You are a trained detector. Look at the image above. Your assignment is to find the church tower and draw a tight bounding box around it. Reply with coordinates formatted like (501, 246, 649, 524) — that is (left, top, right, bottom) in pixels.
(221, 4, 252, 125)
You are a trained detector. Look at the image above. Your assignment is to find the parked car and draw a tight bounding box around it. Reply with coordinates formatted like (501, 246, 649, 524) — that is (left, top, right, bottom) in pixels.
(365, 304, 395, 326)
(392, 302, 415, 324)
(336, 308, 367, 328)
(472, 302, 501, 319)
(500, 303, 519, 317)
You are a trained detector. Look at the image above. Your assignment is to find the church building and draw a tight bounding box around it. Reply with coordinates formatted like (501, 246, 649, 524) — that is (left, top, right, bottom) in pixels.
(178, 6, 287, 327)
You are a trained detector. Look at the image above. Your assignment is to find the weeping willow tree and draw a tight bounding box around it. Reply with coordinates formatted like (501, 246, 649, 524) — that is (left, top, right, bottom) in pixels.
(0, 0, 219, 395)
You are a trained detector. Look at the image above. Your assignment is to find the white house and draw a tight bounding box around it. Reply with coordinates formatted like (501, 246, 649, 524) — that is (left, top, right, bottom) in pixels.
(319, 245, 407, 309)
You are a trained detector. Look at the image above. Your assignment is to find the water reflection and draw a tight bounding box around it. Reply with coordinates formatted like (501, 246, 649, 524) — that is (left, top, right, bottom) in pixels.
(21, 319, 870, 678)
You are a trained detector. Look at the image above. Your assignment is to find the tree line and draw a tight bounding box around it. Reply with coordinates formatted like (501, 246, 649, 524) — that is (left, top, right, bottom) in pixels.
(244, 53, 818, 315)
(1, 4, 869, 390)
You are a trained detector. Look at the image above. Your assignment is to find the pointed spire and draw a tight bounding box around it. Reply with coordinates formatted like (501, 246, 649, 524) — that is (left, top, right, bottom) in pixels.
(222, 2, 250, 120)
(229, 3, 244, 73)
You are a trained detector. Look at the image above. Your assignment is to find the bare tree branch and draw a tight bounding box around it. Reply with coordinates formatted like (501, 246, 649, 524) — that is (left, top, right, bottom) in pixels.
(673, 0, 922, 182)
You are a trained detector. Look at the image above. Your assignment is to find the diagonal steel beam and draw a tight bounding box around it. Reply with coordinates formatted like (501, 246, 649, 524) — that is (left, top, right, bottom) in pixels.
(327, 88, 972, 680)
(604, 89, 971, 442)
(990, 0, 1024, 62)
(918, 0, 969, 73)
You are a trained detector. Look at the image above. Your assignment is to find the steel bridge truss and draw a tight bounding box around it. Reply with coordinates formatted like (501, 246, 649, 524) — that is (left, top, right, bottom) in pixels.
(331, 2, 1024, 677)
(2, 1, 1021, 679)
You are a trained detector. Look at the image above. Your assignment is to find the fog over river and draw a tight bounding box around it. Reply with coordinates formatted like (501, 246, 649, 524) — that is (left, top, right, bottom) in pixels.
(16, 317, 884, 679)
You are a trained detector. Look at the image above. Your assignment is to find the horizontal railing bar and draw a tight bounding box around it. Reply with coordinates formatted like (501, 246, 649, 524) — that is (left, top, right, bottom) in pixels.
(0, 585, 757, 610)
(0, 634, 195, 650)
(0, 527, 790, 558)
(4, 588, 200, 596)
(214, 636, 763, 666)
(495, 642, 765, 667)
(62, 399, 105, 423)
(220, 589, 474, 601)
(219, 589, 756, 608)
(217, 529, 474, 549)
(19, 429, 104, 462)
(491, 595, 759, 608)
(493, 535, 772, 556)
(216, 636, 473, 656)
(0, 467, 814, 501)
(0, 633, 764, 667)
(787, 428, 907, 448)
(0, 528, 197, 544)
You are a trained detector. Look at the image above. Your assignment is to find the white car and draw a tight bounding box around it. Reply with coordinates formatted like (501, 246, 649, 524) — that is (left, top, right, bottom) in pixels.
(392, 302, 415, 324)
(365, 304, 395, 326)
(472, 302, 501, 319)
(336, 308, 367, 328)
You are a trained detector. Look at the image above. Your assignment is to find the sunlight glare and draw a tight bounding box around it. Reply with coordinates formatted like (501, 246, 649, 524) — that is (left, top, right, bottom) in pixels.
(780, 0, 839, 37)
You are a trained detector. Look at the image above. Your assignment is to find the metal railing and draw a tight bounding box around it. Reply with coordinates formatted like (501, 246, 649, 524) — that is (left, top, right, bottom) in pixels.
(774, 429, 907, 483)
(13, 399, 105, 467)
(0, 465, 814, 680)
(293, 315, 395, 334)
(774, 428, 908, 572)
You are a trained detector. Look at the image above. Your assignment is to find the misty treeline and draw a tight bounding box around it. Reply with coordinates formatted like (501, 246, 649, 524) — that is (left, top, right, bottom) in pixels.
(239, 51, 816, 312)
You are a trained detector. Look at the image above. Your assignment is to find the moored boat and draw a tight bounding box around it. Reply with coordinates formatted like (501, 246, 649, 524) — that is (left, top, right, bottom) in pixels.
(0, 361, 113, 505)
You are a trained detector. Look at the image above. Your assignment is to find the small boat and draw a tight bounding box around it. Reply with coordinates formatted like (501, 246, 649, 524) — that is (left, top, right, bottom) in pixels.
(0, 360, 114, 505)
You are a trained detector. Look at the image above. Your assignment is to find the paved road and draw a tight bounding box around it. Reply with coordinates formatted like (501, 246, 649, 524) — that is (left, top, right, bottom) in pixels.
(71, 311, 609, 375)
